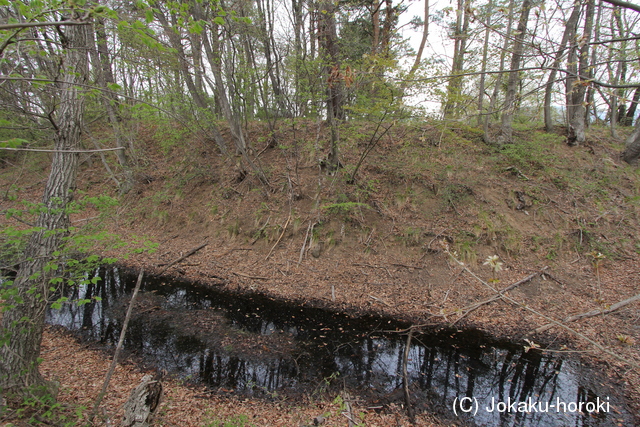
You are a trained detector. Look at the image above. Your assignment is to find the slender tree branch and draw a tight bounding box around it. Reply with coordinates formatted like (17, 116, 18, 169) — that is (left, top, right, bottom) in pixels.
(602, 0, 640, 14)
(0, 146, 124, 153)
(0, 21, 90, 30)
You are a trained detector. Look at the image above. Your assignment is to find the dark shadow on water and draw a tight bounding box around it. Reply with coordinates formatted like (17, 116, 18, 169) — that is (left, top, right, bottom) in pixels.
(46, 266, 635, 426)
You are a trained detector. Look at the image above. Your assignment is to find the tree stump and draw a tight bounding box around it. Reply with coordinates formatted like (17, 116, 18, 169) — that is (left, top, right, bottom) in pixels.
(121, 374, 163, 427)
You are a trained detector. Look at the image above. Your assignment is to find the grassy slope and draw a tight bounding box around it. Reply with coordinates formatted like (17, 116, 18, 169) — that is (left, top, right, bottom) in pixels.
(1, 118, 639, 424)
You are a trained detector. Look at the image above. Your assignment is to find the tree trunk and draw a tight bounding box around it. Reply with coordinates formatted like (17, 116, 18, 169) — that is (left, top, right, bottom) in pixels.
(443, 0, 470, 118)
(318, 0, 343, 172)
(93, 17, 135, 194)
(624, 86, 640, 126)
(495, 0, 532, 145)
(477, 1, 492, 128)
(567, 0, 595, 146)
(623, 121, 640, 164)
(544, 2, 581, 132)
(0, 19, 87, 394)
(408, 0, 429, 77)
(484, 0, 514, 142)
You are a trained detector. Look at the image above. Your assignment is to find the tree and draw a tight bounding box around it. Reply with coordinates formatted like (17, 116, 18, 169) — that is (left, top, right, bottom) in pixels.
(566, 0, 595, 146)
(623, 119, 640, 164)
(443, 0, 471, 118)
(495, 0, 532, 145)
(543, 1, 582, 132)
(318, 0, 343, 172)
(0, 12, 90, 394)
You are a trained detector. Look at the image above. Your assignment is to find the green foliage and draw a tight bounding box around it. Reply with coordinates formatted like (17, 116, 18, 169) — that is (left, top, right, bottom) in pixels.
(321, 202, 369, 217)
(2, 385, 85, 426)
(205, 414, 255, 427)
(497, 132, 563, 173)
(0, 194, 156, 317)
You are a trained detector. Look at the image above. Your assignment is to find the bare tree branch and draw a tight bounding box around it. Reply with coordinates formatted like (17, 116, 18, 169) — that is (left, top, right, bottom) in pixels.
(602, 0, 640, 14)
(0, 21, 89, 30)
(0, 146, 124, 153)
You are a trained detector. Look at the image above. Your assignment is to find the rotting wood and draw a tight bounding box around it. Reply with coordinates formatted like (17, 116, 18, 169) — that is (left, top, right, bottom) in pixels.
(534, 292, 640, 334)
(157, 242, 208, 275)
(89, 269, 144, 425)
(121, 374, 163, 427)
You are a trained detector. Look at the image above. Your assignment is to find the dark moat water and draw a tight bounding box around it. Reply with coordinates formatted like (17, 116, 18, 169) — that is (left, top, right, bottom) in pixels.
(46, 267, 635, 426)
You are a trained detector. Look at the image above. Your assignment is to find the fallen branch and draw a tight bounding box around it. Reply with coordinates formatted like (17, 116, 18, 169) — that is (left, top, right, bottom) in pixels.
(298, 222, 315, 265)
(353, 263, 393, 278)
(88, 269, 144, 425)
(232, 271, 270, 280)
(445, 250, 640, 371)
(251, 216, 271, 245)
(157, 242, 208, 275)
(369, 295, 392, 306)
(534, 292, 640, 333)
(391, 263, 424, 270)
(266, 215, 290, 260)
(452, 268, 548, 324)
(342, 392, 356, 427)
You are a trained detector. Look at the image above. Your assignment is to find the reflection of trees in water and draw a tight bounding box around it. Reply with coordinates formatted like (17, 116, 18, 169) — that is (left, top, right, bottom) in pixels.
(44, 267, 629, 426)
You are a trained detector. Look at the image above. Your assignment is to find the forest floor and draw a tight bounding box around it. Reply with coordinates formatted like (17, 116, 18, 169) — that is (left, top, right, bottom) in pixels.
(1, 118, 640, 426)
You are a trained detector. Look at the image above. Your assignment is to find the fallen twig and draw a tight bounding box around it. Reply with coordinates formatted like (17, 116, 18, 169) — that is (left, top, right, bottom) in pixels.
(369, 295, 392, 306)
(342, 392, 356, 427)
(451, 268, 548, 324)
(391, 263, 424, 270)
(445, 250, 640, 371)
(158, 242, 208, 275)
(353, 263, 393, 278)
(298, 222, 314, 265)
(232, 271, 270, 280)
(534, 292, 640, 333)
(266, 214, 290, 260)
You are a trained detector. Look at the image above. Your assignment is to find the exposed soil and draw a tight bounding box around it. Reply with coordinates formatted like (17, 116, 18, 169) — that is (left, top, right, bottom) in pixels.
(1, 119, 639, 425)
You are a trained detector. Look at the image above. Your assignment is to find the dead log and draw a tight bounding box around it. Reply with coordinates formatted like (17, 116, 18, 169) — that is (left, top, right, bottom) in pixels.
(121, 374, 163, 427)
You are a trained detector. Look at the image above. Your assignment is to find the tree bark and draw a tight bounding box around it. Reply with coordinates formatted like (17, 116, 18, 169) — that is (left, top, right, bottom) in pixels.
(408, 0, 429, 77)
(0, 19, 87, 394)
(443, 0, 470, 118)
(121, 374, 162, 427)
(495, 0, 532, 145)
(318, 0, 343, 172)
(544, 1, 582, 132)
(484, 0, 514, 142)
(92, 16, 135, 194)
(624, 86, 640, 125)
(566, 0, 595, 146)
(477, 1, 493, 128)
(623, 119, 640, 164)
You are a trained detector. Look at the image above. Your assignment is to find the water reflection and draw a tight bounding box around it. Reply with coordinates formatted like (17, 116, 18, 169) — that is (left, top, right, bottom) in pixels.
(46, 267, 632, 426)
